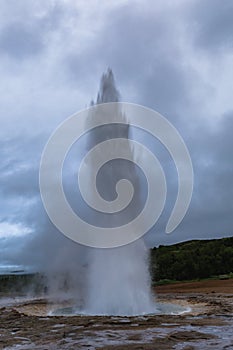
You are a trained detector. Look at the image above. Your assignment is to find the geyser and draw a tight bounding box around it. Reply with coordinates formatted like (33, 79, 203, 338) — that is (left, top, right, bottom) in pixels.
(83, 69, 156, 315)
(38, 69, 192, 317)
(38, 69, 157, 316)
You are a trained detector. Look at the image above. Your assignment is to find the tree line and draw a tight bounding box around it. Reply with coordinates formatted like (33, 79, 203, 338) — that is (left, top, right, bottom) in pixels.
(151, 237, 233, 282)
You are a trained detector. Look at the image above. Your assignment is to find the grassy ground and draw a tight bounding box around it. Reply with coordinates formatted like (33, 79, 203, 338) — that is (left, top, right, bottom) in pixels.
(154, 273, 233, 286)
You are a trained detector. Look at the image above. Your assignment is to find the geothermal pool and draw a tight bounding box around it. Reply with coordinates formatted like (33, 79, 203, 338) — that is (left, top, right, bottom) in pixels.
(50, 301, 191, 316)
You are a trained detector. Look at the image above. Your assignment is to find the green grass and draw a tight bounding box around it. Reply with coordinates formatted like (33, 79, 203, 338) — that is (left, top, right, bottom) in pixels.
(153, 273, 233, 286)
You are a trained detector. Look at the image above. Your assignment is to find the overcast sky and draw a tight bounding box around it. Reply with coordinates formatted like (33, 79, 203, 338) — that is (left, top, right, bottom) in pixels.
(0, 0, 233, 264)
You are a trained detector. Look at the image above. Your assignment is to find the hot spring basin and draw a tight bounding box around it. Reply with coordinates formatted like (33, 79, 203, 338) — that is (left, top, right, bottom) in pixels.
(50, 302, 191, 316)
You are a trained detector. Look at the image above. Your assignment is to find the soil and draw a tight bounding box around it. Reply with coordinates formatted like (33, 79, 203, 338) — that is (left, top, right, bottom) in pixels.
(0, 279, 232, 350)
(155, 278, 233, 294)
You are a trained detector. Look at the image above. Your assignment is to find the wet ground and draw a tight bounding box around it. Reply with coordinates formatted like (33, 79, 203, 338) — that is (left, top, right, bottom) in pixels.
(0, 280, 233, 349)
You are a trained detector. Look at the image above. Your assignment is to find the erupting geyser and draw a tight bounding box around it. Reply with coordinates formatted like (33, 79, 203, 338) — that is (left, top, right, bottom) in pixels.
(40, 68, 192, 317)
(83, 69, 156, 315)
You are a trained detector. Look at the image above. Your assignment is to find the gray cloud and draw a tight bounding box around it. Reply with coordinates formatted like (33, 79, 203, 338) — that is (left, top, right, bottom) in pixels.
(0, 1, 71, 60)
(0, 21, 45, 59)
(190, 0, 233, 52)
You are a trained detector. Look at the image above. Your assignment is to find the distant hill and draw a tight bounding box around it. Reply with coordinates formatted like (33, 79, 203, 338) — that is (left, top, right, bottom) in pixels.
(151, 237, 233, 283)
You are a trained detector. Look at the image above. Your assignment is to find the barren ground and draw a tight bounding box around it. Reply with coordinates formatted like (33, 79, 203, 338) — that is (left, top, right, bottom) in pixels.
(0, 279, 232, 350)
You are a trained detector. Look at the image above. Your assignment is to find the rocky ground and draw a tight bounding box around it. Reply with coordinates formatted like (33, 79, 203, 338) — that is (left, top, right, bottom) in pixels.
(0, 279, 232, 349)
